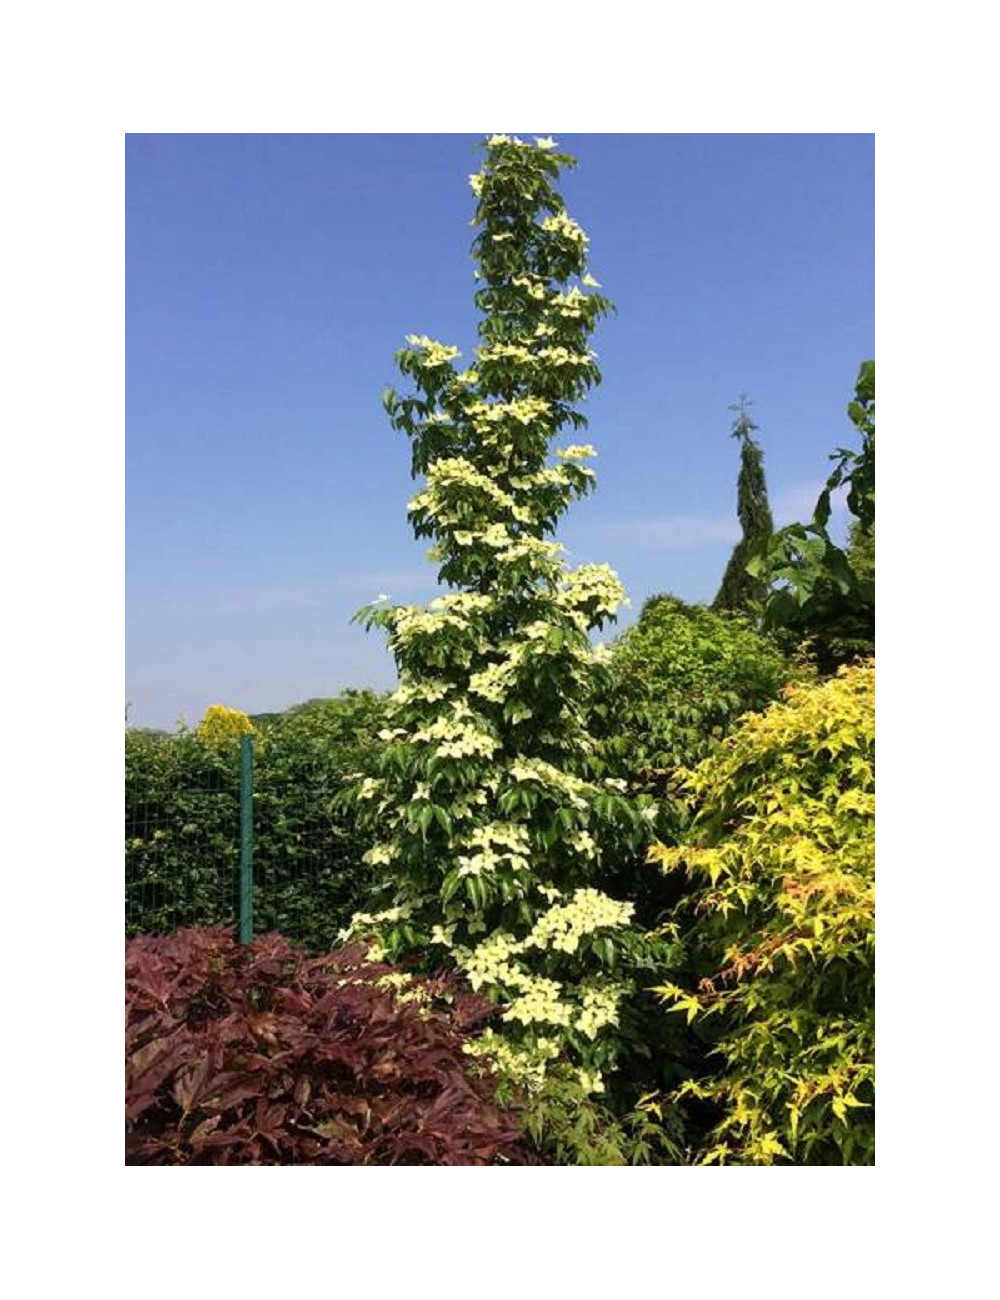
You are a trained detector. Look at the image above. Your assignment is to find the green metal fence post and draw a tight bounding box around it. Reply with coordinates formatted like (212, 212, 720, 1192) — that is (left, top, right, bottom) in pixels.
(239, 734, 254, 943)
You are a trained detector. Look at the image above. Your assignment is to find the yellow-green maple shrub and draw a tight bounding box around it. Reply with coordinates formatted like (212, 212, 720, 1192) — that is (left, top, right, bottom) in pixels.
(194, 704, 255, 746)
(647, 661, 874, 1165)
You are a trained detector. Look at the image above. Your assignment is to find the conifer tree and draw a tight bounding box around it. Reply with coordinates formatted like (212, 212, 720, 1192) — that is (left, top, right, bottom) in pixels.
(713, 396, 774, 614)
(344, 135, 656, 1093)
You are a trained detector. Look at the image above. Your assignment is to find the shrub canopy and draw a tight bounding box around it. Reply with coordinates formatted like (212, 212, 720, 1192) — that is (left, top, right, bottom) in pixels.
(604, 594, 793, 796)
(195, 704, 255, 745)
(126, 928, 536, 1165)
(649, 661, 875, 1165)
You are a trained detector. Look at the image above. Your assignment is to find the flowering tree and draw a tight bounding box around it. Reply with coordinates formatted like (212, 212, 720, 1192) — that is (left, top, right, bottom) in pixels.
(346, 135, 655, 1092)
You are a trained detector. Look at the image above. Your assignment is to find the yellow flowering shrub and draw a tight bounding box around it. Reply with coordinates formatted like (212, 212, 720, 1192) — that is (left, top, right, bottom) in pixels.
(194, 704, 255, 746)
(646, 662, 875, 1164)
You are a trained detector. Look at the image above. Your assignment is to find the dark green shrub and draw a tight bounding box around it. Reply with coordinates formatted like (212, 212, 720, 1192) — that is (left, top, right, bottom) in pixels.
(594, 597, 795, 919)
(604, 595, 794, 797)
(251, 693, 388, 948)
(574, 597, 798, 1109)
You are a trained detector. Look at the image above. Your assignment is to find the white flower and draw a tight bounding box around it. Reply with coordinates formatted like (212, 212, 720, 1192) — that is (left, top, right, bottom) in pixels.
(556, 444, 597, 461)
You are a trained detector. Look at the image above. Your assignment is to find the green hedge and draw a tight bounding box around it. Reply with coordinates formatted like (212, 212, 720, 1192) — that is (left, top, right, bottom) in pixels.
(125, 691, 388, 949)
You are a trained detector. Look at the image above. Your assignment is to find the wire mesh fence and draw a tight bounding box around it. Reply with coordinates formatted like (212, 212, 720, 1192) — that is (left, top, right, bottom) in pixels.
(126, 737, 242, 936)
(126, 724, 375, 950)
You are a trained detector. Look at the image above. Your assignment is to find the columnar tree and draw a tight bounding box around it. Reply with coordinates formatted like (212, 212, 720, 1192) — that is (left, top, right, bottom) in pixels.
(345, 135, 655, 1093)
(712, 396, 773, 614)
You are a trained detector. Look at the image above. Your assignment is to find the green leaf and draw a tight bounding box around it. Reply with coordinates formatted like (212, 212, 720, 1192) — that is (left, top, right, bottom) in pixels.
(417, 805, 435, 840)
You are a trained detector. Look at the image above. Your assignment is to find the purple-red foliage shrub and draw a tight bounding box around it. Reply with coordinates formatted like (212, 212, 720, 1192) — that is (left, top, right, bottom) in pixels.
(126, 928, 536, 1165)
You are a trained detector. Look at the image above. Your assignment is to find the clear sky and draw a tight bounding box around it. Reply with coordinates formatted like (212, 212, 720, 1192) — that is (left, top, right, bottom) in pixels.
(126, 132, 874, 731)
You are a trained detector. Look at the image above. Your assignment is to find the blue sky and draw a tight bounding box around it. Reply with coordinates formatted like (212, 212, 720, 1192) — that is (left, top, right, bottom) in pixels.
(126, 133, 874, 730)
